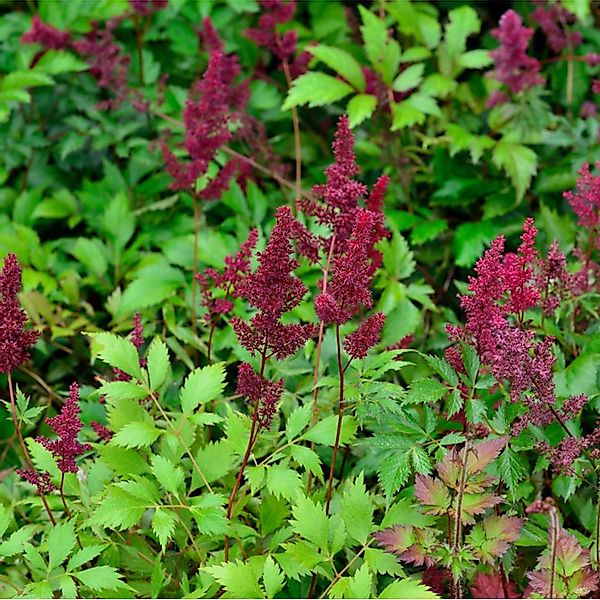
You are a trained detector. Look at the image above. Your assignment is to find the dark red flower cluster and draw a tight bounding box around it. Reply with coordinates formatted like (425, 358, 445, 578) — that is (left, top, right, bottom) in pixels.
(161, 44, 248, 193)
(233, 207, 316, 429)
(564, 162, 600, 235)
(17, 469, 56, 493)
(90, 421, 112, 441)
(21, 16, 70, 50)
(129, 0, 168, 15)
(531, 2, 581, 54)
(343, 312, 385, 359)
(447, 219, 585, 435)
(0, 254, 39, 374)
(489, 10, 544, 102)
(245, 0, 297, 62)
(196, 229, 259, 323)
(38, 383, 91, 474)
(236, 363, 284, 429)
(72, 17, 135, 110)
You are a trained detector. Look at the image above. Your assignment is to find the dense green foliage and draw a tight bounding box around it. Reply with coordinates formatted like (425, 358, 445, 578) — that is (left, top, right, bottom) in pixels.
(1, 1, 600, 598)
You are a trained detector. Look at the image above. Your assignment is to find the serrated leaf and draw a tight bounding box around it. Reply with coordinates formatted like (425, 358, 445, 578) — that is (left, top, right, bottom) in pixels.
(180, 363, 226, 413)
(341, 473, 373, 545)
(34, 50, 88, 75)
(263, 556, 285, 599)
(91, 333, 143, 380)
(405, 378, 447, 404)
(48, 520, 76, 569)
(285, 404, 312, 441)
(1, 70, 53, 90)
(146, 337, 169, 390)
(67, 544, 106, 571)
(97, 381, 148, 403)
(89, 486, 147, 530)
(152, 508, 177, 551)
(499, 447, 526, 501)
(391, 100, 425, 130)
(266, 465, 303, 501)
(379, 578, 440, 599)
(111, 421, 160, 448)
(309, 45, 365, 91)
(492, 142, 537, 202)
(291, 495, 329, 550)
(74, 566, 126, 591)
(347, 93, 377, 127)
(301, 414, 357, 446)
(378, 452, 410, 499)
(348, 563, 372, 598)
(151, 455, 185, 495)
(393, 63, 425, 92)
(206, 560, 265, 599)
(415, 475, 451, 515)
(0, 525, 36, 557)
(283, 72, 353, 110)
(458, 49, 492, 69)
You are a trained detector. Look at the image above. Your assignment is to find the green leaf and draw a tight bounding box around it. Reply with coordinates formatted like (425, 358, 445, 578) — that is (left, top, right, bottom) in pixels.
(379, 577, 440, 599)
(266, 465, 303, 501)
(0, 504, 10, 538)
(348, 563, 372, 598)
(34, 50, 88, 75)
(48, 520, 76, 569)
(359, 6, 400, 85)
(146, 337, 169, 391)
(190, 494, 229, 536)
(309, 45, 365, 91)
(492, 142, 537, 201)
(1, 70, 53, 91)
(393, 63, 425, 92)
(346, 94, 377, 127)
(111, 421, 160, 448)
(0, 525, 36, 557)
(458, 49, 492, 69)
(151, 455, 185, 495)
(341, 473, 373, 545)
(286, 404, 312, 441)
(180, 363, 226, 413)
(97, 381, 149, 403)
(405, 378, 447, 405)
(499, 447, 526, 501)
(152, 508, 177, 551)
(89, 485, 148, 530)
(301, 414, 358, 446)
(74, 566, 126, 591)
(262, 556, 285, 599)
(59, 575, 77, 599)
(378, 452, 410, 499)
(443, 6, 480, 60)
(291, 495, 329, 551)
(283, 72, 353, 110)
(453, 220, 499, 267)
(91, 333, 143, 381)
(206, 560, 265, 599)
(391, 101, 425, 130)
(67, 545, 106, 571)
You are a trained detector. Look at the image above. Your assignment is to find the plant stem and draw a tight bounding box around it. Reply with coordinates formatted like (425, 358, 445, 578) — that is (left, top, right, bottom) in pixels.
(281, 58, 302, 198)
(306, 236, 336, 494)
(595, 483, 600, 568)
(548, 506, 559, 599)
(59, 473, 72, 518)
(325, 324, 345, 515)
(451, 440, 469, 599)
(191, 192, 201, 342)
(133, 14, 145, 87)
(207, 321, 216, 365)
(7, 372, 56, 526)
(224, 346, 268, 561)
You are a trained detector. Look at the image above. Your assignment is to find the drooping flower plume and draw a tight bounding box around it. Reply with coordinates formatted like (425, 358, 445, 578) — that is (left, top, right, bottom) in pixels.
(245, 0, 298, 62)
(0, 254, 39, 374)
(531, 2, 581, 54)
(21, 16, 71, 50)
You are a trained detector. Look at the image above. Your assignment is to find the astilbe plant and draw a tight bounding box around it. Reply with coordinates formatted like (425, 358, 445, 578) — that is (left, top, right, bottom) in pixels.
(225, 206, 316, 559)
(531, 2, 581, 54)
(374, 436, 522, 598)
(296, 115, 388, 505)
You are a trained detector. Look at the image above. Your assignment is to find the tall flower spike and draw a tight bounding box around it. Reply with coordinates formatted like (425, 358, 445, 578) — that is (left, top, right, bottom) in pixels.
(0, 254, 39, 374)
(39, 382, 91, 474)
(563, 162, 600, 233)
(489, 10, 544, 97)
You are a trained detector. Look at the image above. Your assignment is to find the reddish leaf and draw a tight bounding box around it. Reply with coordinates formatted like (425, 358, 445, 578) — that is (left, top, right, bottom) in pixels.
(373, 525, 413, 556)
(456, 492, 502, 524)
(466, 436, 508, 475)
(414, 474, 451, 514)
(468, 515, 523, 563)
(527, 526, 599, 598)
(471, 573, 520, 598)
